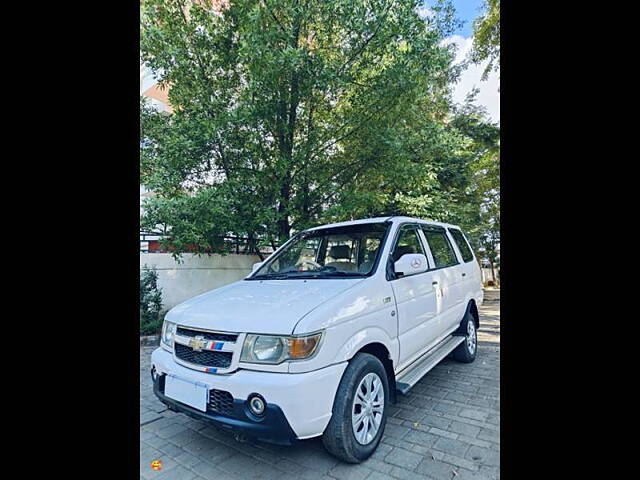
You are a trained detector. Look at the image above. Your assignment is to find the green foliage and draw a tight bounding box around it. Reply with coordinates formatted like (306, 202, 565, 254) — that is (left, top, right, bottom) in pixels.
(140, 265, 164, 335)
(450, 95, 500, 266)
(470, 0, 500, 80)
(140, 0, 500, 263)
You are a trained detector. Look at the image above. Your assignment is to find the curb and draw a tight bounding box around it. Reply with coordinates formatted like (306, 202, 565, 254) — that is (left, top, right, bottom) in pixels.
(140, 335, 160, 346)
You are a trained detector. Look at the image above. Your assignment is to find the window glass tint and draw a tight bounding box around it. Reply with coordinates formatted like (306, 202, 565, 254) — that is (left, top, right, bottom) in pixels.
(392, 227, 425, 262)
(325, 236, 358, 271)
(422, 228, 458, 268)
(359, 237, 381, 273)
(448, 229, 474, 263)
(270, 237, 322, 273)
(257, 223, 388, 278)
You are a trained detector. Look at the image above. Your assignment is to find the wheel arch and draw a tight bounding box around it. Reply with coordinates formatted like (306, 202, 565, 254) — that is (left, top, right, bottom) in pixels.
(454, 299, 480, 336)
(468, 299, 480, 328)
(354, 342, 397, 404)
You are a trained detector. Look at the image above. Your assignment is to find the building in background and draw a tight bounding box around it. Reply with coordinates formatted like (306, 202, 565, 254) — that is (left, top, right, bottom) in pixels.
(140, 63, 172, 113)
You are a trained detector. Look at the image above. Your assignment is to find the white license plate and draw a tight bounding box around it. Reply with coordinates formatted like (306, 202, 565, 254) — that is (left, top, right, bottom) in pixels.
(164, 375, 208, 412)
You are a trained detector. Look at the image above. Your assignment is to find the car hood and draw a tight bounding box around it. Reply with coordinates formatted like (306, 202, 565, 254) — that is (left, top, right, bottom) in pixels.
(165, 278, 366, 335)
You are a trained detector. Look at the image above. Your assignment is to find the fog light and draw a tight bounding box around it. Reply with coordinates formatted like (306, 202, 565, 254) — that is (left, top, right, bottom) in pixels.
(248, 394, 266, 416)
(151, 367, 158, 382)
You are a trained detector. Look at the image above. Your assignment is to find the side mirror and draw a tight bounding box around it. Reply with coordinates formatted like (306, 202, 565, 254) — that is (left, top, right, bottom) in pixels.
(394, 253, 428, 277)
(252, 261, 264, 273)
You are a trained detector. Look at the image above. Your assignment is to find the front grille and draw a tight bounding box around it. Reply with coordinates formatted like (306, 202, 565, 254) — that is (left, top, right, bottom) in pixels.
(208, 389, 234, 416)
(175, 343, 232, 368)
(177, 327, 238, 343)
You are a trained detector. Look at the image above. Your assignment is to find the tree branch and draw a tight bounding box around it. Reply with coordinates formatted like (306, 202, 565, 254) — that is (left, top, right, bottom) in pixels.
(336, 0, 396, 76)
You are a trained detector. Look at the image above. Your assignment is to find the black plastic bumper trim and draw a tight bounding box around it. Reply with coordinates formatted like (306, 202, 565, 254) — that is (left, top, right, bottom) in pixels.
(152, 373, 299, 445)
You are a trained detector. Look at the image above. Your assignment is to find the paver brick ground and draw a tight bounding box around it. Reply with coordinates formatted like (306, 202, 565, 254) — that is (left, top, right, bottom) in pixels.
(140, 289, 500, 480)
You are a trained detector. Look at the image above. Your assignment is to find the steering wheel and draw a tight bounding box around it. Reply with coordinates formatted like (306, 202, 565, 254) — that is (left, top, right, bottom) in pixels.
(297, 259, 322, 271)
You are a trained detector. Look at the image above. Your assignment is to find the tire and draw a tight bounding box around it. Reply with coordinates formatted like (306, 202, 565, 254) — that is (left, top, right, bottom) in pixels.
(322, 353, 389, 463)
(451, 311, 478, 363)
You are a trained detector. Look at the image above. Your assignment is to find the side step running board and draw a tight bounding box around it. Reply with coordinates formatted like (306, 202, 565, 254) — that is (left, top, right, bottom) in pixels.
(395, 335, 465, 395)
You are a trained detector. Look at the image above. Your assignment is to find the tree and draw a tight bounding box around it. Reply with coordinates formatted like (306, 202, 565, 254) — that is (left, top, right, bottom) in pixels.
(140, 265, 164, 334)
(449, 95, 499, 278)
(470, 0, 500, 80)
(140, 0, 465, 253)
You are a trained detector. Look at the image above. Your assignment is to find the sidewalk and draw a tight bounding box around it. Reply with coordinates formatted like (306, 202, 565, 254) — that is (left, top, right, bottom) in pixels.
(140, 289, 500, 479)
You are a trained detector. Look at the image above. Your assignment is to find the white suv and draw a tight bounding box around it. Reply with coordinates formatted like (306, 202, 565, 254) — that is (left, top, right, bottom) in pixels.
(151, 216, 483, 463)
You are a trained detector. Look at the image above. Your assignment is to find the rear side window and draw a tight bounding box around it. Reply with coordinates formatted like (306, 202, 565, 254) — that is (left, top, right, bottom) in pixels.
(448, 229, 474, 263)
(421, 227, 459, 268)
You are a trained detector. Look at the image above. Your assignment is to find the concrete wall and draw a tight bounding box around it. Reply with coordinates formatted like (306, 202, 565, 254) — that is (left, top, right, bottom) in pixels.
(140, 253, 261, 310)
(481, 267, 500, 284)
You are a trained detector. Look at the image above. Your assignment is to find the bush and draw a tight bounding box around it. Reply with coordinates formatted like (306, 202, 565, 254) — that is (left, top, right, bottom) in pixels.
(140, 264, 163, 335)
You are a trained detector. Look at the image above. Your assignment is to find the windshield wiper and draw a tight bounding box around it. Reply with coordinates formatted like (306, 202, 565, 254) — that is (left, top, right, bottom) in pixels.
(315, 271, 364, 277)
(250, 273, 290, 280)
(251, 270, 364, 280)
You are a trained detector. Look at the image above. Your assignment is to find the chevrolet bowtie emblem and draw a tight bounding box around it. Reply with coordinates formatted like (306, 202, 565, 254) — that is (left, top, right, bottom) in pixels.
(188, 335, 207, 352)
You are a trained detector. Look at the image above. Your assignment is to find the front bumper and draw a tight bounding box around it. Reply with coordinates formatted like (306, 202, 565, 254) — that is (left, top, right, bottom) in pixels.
(153, 372, 297, 445)
(151, 347, 347, 442)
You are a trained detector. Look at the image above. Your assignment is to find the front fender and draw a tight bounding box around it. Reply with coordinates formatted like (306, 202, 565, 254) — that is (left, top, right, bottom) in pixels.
(333, 326, 399, 365)
(288, 323, 399, 374)
(289, 276, 399, 374)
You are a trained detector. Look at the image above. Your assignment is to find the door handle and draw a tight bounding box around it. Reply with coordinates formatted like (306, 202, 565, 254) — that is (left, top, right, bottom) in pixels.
(432, 281, 438, 285)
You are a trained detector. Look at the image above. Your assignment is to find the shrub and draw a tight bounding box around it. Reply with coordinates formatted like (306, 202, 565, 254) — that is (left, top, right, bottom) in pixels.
(140, 264, 163, 335)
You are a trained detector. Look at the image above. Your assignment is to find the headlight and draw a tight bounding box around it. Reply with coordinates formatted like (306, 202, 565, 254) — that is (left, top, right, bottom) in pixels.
(161, 320, 177, 350)
(253, 336, 285, 361)
(240, 332, 322, 364)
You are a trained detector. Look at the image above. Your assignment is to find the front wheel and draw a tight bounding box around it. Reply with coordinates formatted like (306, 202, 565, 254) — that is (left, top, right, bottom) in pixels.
(322, 353, 389, 463)
(451, 312, 478, 363)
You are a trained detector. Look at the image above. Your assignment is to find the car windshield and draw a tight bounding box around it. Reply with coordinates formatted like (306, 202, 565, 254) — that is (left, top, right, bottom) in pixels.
(250, 223, 389, 279)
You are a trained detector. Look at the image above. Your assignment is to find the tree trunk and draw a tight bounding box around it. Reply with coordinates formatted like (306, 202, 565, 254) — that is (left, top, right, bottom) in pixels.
(274, 20, 301, 243)
(277, 178, 291, 241)
(277, 216, 290, 242)
(253, 245, 265, 261)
